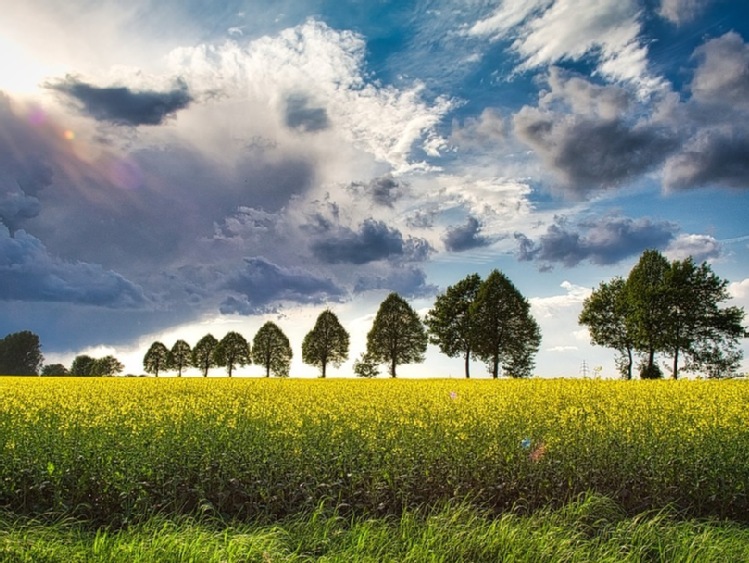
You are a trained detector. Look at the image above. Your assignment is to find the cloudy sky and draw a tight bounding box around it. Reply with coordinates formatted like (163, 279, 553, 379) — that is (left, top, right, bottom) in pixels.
(1, 0, 748, 377)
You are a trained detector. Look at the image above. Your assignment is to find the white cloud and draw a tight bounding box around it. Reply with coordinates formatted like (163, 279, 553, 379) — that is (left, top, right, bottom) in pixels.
(664, 233, 722, 262)
(167, 19, 454, 174)
(729, 278, 749, 303)
(529, 281, 591, 318)
(469, 0, 661, 93)
(659, 0, 709, 26)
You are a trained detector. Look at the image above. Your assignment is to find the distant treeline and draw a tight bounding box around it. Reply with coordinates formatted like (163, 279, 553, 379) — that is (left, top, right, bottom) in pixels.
(2, 251, 746, 378)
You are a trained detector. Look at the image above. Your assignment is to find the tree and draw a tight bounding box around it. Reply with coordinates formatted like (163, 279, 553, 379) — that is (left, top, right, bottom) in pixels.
(192, 334, 218, 377)
(302, 310, 350, 377)
(626, 250, 670, 379)
(169, 339, 192, 377)
(353, 352, 379, 378)
(0, 331, 43, 375)
(470, 270, 540, 378)
(90, 355, 124, 376)
(252, 322, 292, 377)
(662, 258, 745, 379)
(41, 363, 68, 376)
(579, 277, 636, 379)
(425, 273, 482, 378)
(214, 331, 251, 377)
(143, 342, 170, 377)
(366, 292, 427, 377)
(70, 355, 96, 376)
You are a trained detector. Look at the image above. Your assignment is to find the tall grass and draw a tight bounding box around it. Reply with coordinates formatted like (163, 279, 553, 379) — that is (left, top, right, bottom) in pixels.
(1, 495, 748, 562)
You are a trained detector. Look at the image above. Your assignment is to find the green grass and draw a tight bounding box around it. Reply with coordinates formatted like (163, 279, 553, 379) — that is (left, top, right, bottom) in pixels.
(1, 495, 748, 562)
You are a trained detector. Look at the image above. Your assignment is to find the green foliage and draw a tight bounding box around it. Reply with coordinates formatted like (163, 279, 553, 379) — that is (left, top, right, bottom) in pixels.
(143, 342, 169, 377)
(352, 353, 379, 378)
(366, 292, 427, 377)
(252, 322, 292, 377)
(302, 310, 350, 377)
(192, 334, 218, 377)
(470, 270, 541, 378)
(213, 332, 251, 377)
(169, 340, 192, 377)
(581, 250, 746, 379)
(425, 273, 482, 378)
(41, 363, 68, 376)
(2, 497, 749, 562)
(69, 354, 96, 376)
(0, 330, 43, 375)
(90, 355, 124, 376)
(579, 277, 635, 379)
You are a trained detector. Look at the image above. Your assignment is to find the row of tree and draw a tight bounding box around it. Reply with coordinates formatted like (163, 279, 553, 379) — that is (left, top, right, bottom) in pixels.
(579, 250, 746, 379)
(141, 269, 541, 378)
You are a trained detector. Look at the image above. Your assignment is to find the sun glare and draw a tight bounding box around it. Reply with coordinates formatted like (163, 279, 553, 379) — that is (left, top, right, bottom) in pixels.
(0, 35, 60, 96)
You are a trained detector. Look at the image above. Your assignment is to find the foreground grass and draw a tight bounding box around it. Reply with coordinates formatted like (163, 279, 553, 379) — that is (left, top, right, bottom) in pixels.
(2, 495, 748, 563)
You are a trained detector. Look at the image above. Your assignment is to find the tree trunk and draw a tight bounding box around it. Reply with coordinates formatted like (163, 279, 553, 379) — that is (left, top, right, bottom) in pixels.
(672, 347, 679, 380)
(492, 351, 499, 379)
(390, 357, 397, 378)
(626, 348, 633, 380)
(464, 349, 470, 379)
(321, 361, 327, 378)
(228, 363, 233, 377)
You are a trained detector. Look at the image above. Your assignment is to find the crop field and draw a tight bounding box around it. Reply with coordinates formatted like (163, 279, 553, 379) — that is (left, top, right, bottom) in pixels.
(1, 377, 747, 530)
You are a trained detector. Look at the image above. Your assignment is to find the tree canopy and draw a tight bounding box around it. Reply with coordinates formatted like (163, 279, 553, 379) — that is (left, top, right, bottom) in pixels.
(0, 331, 43, 375)
(366, 292, 427, 377)
(302, 310, 350, 377)
(169, 339, 192, 377)
(192, 334, 218, 377)
(579, 277, 636, 379)
(580, 250, 746, 379)
(143, 342, 169, 377)
(214, 332, 251, 377)
(470, 270, 540, 378)
(252, 322, 292, 377)
(425, 273, 482, 378)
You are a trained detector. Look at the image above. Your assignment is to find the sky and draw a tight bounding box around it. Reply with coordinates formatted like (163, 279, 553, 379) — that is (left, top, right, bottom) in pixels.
(1, 0, 748, 378)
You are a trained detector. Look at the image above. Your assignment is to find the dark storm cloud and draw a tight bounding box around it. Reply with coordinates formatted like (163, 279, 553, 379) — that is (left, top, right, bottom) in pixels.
(0, 227, 147, 307)
(284, 93, 330, 132)
(515, 215, 677, 268)
(665, 132, 749, 190)
(354, 266, 438, 298)
(443, 216, 490, 252)
(513, 108, 679, 196)
(221, 257, 345, 314)
(311, 219, 404, 264)
(48, 76, 192, 126)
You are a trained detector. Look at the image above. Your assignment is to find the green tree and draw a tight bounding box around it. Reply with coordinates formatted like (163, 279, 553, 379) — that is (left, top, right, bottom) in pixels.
(626, 250, 670, 379)
(579, 277, 636, 379)
(0, 331, 43, 375)
(214, 331, 251, 377)
(252, 322, 292, 377)
(169, 339, 192, 377)
(366, 292, 427, 377)
(90, 355, 124, 376)
(353, 352, 379, 378)
(143, 342, 169, 377)
(192, 334, 218, 377)
(70, 355, 96, 376)
(41, 363, 68, 376)
(425, 273, 482, 378)
(663, 257, 745, 379)
(302, 310, 350, 378)
(470, 270, 540, 378)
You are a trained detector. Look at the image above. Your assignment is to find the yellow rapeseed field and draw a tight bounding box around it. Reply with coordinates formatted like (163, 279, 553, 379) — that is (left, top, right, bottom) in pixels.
(0, 377, 747, 525)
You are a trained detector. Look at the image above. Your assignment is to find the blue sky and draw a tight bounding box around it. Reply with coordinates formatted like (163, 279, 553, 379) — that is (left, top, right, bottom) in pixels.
(1, 0, 747, 377)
